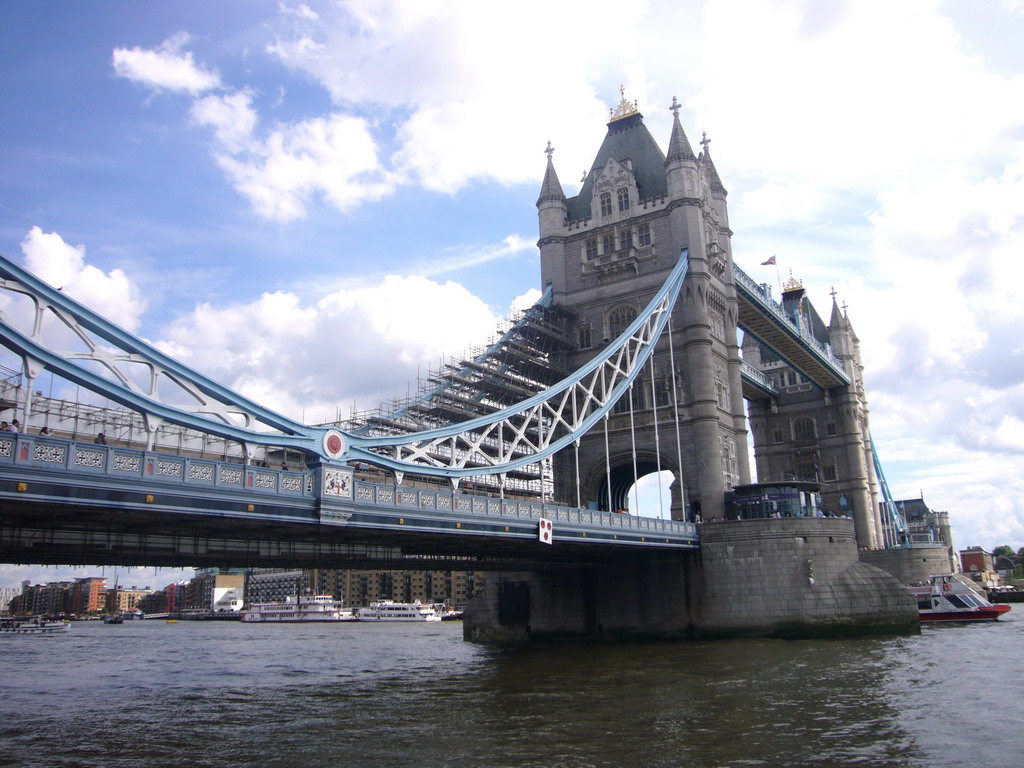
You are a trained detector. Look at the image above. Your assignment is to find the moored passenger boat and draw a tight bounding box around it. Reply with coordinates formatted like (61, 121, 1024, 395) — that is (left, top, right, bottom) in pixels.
(241, 594, 356, 623)
(911, 575, 1012, 623)
(355, 601, 442, 622)
(0, 616, 70, 634)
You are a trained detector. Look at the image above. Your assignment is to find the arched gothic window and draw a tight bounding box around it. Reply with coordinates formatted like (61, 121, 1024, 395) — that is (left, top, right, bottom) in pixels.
(600, 192, 612, 217)
(617, 187, 630, 212)
(794, 417, 816, 441)
(721, 437, 738, 489)
(577, 325, 592, 350)
(637, 223, 651, 247)
(607, 304, 637, 339)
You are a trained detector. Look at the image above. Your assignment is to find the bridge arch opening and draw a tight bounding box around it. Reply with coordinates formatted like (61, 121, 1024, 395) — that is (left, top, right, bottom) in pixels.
(625, 469, 675, 519)
(593, 460, 679, 519)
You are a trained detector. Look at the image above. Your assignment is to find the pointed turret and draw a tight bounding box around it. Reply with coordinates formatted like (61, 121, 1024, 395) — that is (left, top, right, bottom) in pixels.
(828, 293, 862, 382)
(828, 295, 847, 331)
(536, 141, 567, 207)
(828, 296, 860, 344)
(828, 294, 852, 361)
(843, 306, 859, 342)
(699, 132, 727, 195)
(537, 141, 567, 239)
(665, 96, 698, 199)
(699, 131, 729, 227)
(665, 97, 697, 164)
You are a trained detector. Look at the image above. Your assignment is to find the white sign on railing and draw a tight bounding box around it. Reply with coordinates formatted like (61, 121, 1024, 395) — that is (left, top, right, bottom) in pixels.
(538, 518, 553, 544)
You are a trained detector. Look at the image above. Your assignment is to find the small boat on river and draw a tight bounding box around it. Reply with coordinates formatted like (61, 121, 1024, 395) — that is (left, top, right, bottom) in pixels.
(911, 575, 1012, 623)
(1, 616, 70, 635)
(241, 594, 356, 623)
(355, 600, 442, 622)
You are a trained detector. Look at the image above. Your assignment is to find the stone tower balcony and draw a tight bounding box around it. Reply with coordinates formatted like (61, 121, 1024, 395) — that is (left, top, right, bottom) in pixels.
(581, 244, 657, 283)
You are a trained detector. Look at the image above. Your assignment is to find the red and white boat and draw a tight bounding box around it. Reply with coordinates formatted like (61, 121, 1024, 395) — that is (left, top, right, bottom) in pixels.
(911, 575, 1011, 623)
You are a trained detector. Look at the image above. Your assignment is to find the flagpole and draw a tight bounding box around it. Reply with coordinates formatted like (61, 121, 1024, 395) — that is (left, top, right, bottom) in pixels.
(760, 254, 782, 298)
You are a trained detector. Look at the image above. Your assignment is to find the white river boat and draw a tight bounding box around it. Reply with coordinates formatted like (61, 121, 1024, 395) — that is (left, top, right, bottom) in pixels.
(0, 616, 70, 635)
(355, 601, 443, 622)
(241, 595, 356, 623)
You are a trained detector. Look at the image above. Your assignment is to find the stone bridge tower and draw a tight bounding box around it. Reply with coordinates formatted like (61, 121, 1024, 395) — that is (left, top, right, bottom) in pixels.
(742, 289, 885, 548)
(537, 93, 750, 520)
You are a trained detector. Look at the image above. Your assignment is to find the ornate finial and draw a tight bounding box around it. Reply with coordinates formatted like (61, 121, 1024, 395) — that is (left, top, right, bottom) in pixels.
(783, 269, 803, 292)
(829, 286, 837, 302)
(545, 140, 554, 160)
(609, 85, 640, 122)
(700, 131, 711, 153)
(670, 96, 681, 119)
(580, 170, 587, 184)
(841, 300, 848, 316)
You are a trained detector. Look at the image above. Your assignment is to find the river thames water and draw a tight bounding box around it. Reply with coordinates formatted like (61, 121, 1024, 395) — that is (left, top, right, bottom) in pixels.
(1, 612, 1021, 768)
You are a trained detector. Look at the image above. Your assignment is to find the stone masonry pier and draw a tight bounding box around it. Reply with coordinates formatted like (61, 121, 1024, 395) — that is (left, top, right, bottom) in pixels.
(464, 517, 918, 644)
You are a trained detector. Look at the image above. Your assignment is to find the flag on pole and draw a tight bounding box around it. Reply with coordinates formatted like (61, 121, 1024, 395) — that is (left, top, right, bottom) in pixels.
(760, 255, 776, 265)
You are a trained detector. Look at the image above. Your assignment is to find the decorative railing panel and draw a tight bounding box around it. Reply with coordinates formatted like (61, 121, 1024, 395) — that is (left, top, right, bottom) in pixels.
(0, 434, 698, 545)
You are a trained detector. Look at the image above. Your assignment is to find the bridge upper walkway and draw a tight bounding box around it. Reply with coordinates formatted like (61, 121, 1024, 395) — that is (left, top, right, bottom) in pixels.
(733, 264, 851, 388)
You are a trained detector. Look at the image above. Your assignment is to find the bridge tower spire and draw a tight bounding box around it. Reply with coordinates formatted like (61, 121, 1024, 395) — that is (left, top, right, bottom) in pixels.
(537, 91, 750, 520)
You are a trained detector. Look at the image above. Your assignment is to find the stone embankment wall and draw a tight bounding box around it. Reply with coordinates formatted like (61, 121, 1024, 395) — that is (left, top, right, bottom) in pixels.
(859, 546, 952, 586)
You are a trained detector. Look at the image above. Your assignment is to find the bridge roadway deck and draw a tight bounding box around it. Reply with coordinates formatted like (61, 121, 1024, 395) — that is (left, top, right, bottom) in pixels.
(0, 434, 697, 570)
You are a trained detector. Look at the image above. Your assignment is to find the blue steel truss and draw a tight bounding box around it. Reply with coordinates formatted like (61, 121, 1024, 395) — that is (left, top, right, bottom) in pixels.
(346, 251, 690, 480)
(0, 250, 689, 481)
(870, 432, 908, 547)
(0, 254, 330, 457)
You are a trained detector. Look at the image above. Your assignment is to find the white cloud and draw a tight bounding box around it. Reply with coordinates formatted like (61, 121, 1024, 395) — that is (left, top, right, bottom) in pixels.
(157, 273, 501, 422)
(213, 112, 397, 222)
(19, 227, 146, 333)
(113, 36, 398, 221)
(112, 33, 221, 94)
(510, 287, 543, 315)
(409, 234, 536, 279)
(191, 90, 259, 153)
(265, 0, 640, 193)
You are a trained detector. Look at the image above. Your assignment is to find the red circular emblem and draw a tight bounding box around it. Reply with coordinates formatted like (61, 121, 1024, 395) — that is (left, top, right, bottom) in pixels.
(326, 434, 342, 454)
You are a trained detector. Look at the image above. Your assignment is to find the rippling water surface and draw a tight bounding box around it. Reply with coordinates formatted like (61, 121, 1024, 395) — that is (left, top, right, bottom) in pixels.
(1, 612, 1021, 767)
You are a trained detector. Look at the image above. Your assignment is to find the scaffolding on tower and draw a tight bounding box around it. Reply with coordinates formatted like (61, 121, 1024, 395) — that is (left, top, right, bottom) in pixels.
(334, 286, 577, 499)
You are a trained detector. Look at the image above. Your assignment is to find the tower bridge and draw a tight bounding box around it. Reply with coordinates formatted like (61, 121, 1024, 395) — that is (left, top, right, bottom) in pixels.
(0, 91, 928, 641)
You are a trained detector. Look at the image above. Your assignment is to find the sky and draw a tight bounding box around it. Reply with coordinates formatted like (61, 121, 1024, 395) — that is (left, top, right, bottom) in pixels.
(1, 0, 1023, 589)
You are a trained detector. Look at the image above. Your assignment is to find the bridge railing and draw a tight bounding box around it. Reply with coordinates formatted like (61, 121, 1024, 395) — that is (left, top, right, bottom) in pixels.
(0, 434, 314, 499)
(353, 479, 697, 538)
(739, 361, 778, 396)
(0, 433, 698, 541)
